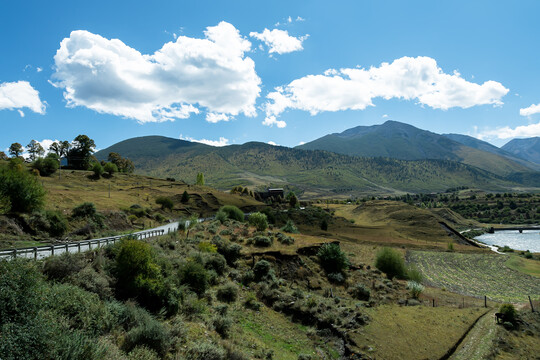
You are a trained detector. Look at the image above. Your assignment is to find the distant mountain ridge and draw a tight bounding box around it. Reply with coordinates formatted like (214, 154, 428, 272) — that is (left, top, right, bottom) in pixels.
(502, 137, 540, 165)
(297, 120, 537, 176)
(95, 134, 540, 196)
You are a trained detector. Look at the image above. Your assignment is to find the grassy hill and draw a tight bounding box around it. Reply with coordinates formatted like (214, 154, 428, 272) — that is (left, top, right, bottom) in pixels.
(297, 120, 535, 176)
(95, 136, 532, 196)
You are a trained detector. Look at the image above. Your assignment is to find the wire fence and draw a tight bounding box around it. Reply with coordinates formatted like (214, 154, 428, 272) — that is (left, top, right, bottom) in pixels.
(417, 293, 540, 312)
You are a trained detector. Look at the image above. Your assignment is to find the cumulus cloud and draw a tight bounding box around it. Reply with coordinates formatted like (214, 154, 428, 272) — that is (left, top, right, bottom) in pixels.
(51, 22, 261, 123)
(477, 123, 540, 140)
(250, 29, 308, 55)
(520, 103, 540, 117)
(267, 141, 278, 146)
(206, 112, 230, 123)
(262, 56, 509, 127)
(179, 135, 230, 147)
(0, 81, 46, 115)
(262, 115, 287, 128)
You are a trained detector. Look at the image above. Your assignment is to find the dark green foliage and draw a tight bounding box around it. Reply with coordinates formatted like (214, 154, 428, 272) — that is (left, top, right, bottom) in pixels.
(46, 210, 68, 237)
(249, 212, 268, 231)
(43, 252, 86, 281)
(276, 232, 294, 245)
(216, 283, 238, 303)
(406, 264, 423, 283)
(215, 209, 228, 223)
(253, 235, 272, 247)
(8, 142, 23, 157)
(32, 154, 59, 176)
(70, 266, 112, 299)
(181, 190, 190, 203)
(321, 218, 328, 231)
(317, 243, 350, 274)
(218, 243, 242, 266)
(499, 303, 517, 323)
(123, 318, 172, 356)
(155, 196, 174, 210)
(204, 253, 227, 275)
(219, 205, 244, 222)
(253, 260, 271, 281)
(103, 162, 118, 176)
(0, 163, 45, 213)
(108, 152, 135, 173)
(281, 220, 299, 233)
(287, 192, 299, 208)
(211, 314, 232, 338)
(72, 202, 97, 218)
(179, 261, 209, 295)
(375, 247, 406, 280)
(351, 284, 371, 301)
(67, 135, 96, 170)
(327, 272, 345, 284)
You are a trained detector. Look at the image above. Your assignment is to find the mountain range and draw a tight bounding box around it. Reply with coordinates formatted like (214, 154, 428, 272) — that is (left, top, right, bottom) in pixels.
(96, 121, 540, 196)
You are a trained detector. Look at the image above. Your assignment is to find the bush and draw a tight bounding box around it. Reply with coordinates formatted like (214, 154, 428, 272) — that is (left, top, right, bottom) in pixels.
(375, 247, 406, 280)
(127, 346, 159, 360)
(327, 272, 345, 284)
(407, 281, 424, 299)
(204, 253, 227, 275)
(243, 292, 261, 311)
(215, 210, 228, 224)
(406, 265, 423, 283)
(46, 210, 68, 237)
(220, 243, 243, 266)
(253, 235, 272, 247)
(276, 233, 294, 245)
(317, 243, 349, 274)
(281, 220, 299, 233)
(199, 242, 218, 253)
(499, 303, 517, 323)
(181, 190, 190, 203)
(216, 283, 238, 303)
(70, 266, 112, 299)
(103, 162, 118, 176)
(72, 202, 97, 218)
(253, 260, 271, 281)
(91, 162, 104, 177)
(249, 212, 268, 231)
(0, 164, 46, 213)
(210, 314, 232, 338)
(447, 242, 454, 251)
(43, 252, 86, 281)
(123, 319, 172, 357)
(154, 213, 166, 222)
(351, 284, 371, 301)
(219, 205, 244, 222)
(186, 341, 226, 360)
(179, 261, 209, 296)
(32, 155, 59, 176)
(155, 196, 174, 211)
(320, 219, 328, 231)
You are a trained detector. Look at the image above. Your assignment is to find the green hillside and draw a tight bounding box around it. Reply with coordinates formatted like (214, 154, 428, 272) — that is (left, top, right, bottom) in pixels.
(297, 120, 534, 176)
(502, 136, 540, 164)
(96, 136, 523, 196)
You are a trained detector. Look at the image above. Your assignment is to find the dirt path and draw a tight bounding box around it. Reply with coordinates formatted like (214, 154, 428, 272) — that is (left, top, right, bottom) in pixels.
(448, 309, 497, 360)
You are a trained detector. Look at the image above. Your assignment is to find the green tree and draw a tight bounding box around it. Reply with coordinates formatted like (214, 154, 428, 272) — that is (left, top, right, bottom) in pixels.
(26, 140, 44, 161)
(8, 143, 23, 158)
(67, 135, 95, 169)
(196, 172, 205, 186)
(49, 140, 71, 158)
(181, 190, 190, 203)
(249, 212, 268, 231)
(286, 191, 299, 208)
(103, 162, 118, 176)
(156, 196, 174, 210)
(0, 151, 8, 161)
(0, 162, 45, 213)
(375, 247, 406, 280)
(108, 152, 135, 173)
(32, 153, 59, 176)
(317, 243, 350, 274)
(91, 162, 104, 177)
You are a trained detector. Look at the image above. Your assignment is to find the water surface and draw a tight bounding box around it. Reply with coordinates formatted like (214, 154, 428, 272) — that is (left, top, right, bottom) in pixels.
(475, 230, 540, 253)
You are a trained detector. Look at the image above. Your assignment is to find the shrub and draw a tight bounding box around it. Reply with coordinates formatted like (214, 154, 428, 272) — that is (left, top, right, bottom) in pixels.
(180, 294, 207, 319)
(72, 202, 97, 218)
(249, 212, 268, 231)
(281, 220, 299, 233)
(499, 303, 517, 323)
(406, 264, 423, 283)
(407, 281, 424, 299)
(276, 233, 294, 245)
(32, 155, 59, 176)
(216, 283, 238, 303)
(215, 210, 228, 224)
(186, 341, 226, 360)
(204, 253, 227, 275)
(123, 317, 172, 356)
(219, 205, 244, 222)
(181, 190, 190, 203)
(43, 252, 86, 281)
(375, 247, 406, 280)
(351, 284, 371, 301)
(253, 260, 271, 281)
(198, 242, 218, 253)
(127, 346, 159, 360)
(253, 235, 272, 247)
(0, 164, 46, 213)
(241, 270, 255, 285)
(243, 292, 261, 311)
(70, 266, 112, 299)
(103, 162, 118, 176)
(179, 261, 209, 296)
(46, 210, 68, 237)
(154, 213, 166, 222)
(447, 242, 454, 251)
(220, 243, 242, 266)
(91, 162, 104, 177)
(317, 243, 349, 274)
(155, 196, 174, 211)
(327, 272, 345, 284)
(320, 219, 328, 231)
(210, 314, 232, 338)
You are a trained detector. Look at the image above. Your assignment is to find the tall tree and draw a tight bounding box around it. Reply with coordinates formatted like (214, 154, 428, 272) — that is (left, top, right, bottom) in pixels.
(108, 152, 135, 173)
(49, 141, 70, 158)
(8, 143, 23, 158)
(26, 140, 44, 161)
(196, 172, 205, 186)
(67, 135, 95, 170)
(0, 152, 8, 161)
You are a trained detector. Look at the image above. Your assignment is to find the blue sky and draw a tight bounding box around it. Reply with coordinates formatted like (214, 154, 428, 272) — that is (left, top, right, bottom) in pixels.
(1, 0, 540, 153)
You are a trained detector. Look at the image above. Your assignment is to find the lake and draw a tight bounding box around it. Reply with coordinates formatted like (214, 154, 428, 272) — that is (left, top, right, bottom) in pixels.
(475, 230, 540, 253)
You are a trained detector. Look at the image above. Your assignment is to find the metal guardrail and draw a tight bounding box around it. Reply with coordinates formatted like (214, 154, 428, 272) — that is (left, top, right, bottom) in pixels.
(0, 228, 168, 260)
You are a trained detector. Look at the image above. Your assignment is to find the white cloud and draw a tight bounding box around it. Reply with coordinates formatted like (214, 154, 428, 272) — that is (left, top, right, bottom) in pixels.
(520, 103, 540, 117)
(476, 122, 540, 140)
(263, 56, 509, 127)
(262, 115, 287, 128)
(298, 141, 305, 145)
(51, 22, 261, 123)
(0, 81, 46, 115)
(267, 141, 278, 146)
(296, 16, 305, 22)
(36, 67, 43, 73)
(18, 110, 25, 117)
(179, 135, 230, 147)
(250, 29, 308, 55)
(382, 114, 389, 118)
(206, 112, 230, 123)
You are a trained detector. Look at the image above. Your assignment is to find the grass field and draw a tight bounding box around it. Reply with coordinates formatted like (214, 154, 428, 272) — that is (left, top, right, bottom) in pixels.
(408, 250, 540, 302)
(505, 255, 540, 278)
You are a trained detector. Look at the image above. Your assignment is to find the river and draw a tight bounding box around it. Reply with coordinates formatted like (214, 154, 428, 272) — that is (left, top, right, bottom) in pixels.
(475, 230, 540, 253)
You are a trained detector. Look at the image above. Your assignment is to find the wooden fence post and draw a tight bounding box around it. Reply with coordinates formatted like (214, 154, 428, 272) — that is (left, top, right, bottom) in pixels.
(529, 296, 535, 313)
(432, 299, 435, 307)
(12, 249, 17, 259)
(78, 242, 81, 253)
(50, 245, 54, 256)
(34, 247, 38, 261)
(484, 296, 487, 308)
